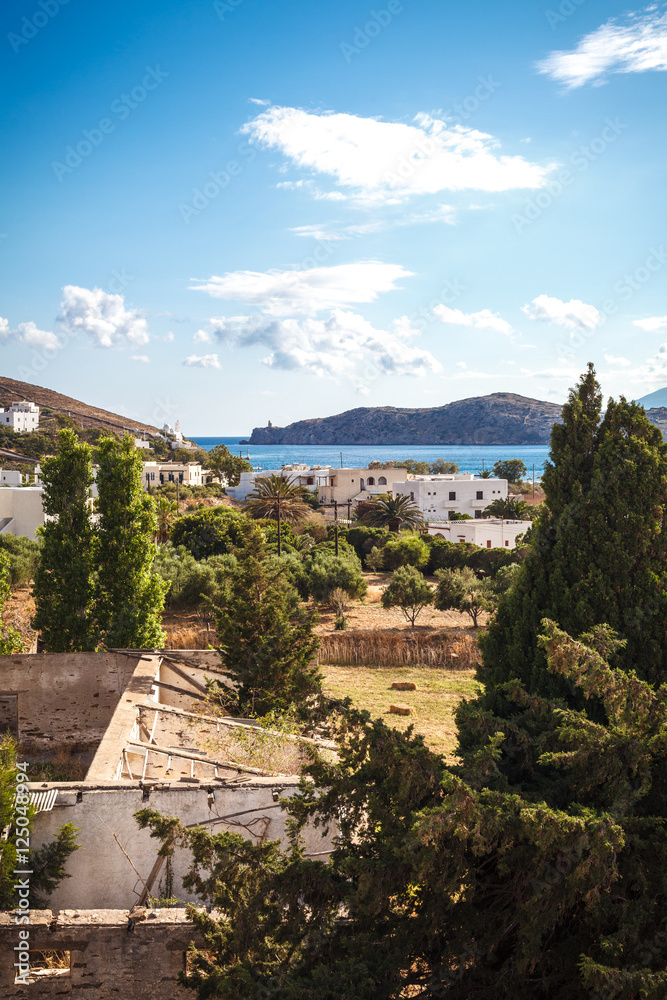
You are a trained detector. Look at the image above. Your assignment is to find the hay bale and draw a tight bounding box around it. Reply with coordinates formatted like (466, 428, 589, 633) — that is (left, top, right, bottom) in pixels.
(389, 704, 414, 716)
(391, 681, 417, 691)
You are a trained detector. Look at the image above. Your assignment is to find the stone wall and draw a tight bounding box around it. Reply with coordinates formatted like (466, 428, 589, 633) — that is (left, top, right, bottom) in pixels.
(0, 909, 200, 998)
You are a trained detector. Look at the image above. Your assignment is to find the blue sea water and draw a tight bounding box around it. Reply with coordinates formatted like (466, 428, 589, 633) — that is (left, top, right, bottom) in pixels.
(191, 438, 552, 479)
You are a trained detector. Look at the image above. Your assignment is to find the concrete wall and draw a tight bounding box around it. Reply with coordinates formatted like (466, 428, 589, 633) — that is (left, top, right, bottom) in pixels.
(393, 474, 508, 520)
(0, 652, 142, 757)
(29, 779, 335, 909)
(0, 909, 199, 998)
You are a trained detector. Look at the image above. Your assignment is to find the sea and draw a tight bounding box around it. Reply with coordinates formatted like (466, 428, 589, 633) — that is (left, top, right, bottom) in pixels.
(191, 438, 552, 480)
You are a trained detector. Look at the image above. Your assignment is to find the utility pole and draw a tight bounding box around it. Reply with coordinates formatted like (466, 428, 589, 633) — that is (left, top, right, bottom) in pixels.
(333, 499, 339, 556)
(346, 498, 352, 522)
(277, 496, 282, 557)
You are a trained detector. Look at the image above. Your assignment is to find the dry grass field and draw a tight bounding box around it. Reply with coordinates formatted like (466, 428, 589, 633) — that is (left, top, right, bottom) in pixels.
(321, 664, 482, 760)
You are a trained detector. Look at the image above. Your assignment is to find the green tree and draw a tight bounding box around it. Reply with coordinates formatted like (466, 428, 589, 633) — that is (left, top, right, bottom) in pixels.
(32, 429, 97, 652)
(356, 494, 424, 533)
(95, 435, 168, 649)
(245, 475, 312, 555)
(380, 564, 433, 627)
(477, 467, 492, 478)
(205, 443, 252, 487)
(492, 458, 527, 483)
(155, 496, 178, 544)
(367, 533, 430, 571)
(302, 548, 367, 603)
(213, 525, 321, 717)
(430, 458, 460, 474)
(433, 565, 496, 626)
(171, 506, 247, 560)
(483, 496, 532, 519)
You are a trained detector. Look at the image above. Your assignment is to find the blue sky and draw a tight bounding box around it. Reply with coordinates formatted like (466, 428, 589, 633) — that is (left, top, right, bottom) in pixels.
(1, 0, 667, 433)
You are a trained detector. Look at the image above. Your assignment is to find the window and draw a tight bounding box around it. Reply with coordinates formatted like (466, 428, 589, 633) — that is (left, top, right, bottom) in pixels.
(367, 477, 375, 486)
(410, 492, 415, 501)
(307, 477, 314, 485)
(476, 491, 483, 500)
(487, 540, 492, 548)
(475, 510, 482, 519)
(449, 491, 456, 501)
(505, 540, 509, 546)
(378, 476, 387, 485)
(448, 511, 455, 519)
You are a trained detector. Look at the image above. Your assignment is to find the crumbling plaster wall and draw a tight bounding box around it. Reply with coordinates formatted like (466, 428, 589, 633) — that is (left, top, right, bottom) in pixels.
(29, 779, 334, 910)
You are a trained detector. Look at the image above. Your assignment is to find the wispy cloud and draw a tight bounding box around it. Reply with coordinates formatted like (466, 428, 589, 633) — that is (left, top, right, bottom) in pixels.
(634, 315, 667, 332)
(605, 353, 631, 366)
(290, 205, 456, 241)
(131, 354, 150, 363)
(241, 106, 553, 204)
(182, 354, 221, 369)
(434, 304, 513, 336)
(0, 317, 59, 350)
(200, 309, 442, 381)
(190, 261, 412, 316)
(522, 294, 602, 330)
(537, 6, 667, 89)
(59, 285, 149, 347)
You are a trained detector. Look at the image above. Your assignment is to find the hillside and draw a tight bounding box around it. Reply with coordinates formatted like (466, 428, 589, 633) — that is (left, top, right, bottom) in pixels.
(247, 393, 565, 446)
(0, 376, 160, 435)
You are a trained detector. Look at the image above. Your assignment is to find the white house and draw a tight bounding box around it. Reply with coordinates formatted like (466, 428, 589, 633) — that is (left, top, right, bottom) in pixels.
(0, 401, 39, 433)
(0, 470, 24, 487)
(142, 461, 205, 490)
(227, 465, 407, 507)
(422, 517, 529, 550)
(392, 473, 508, 521)
(227, 465, 333, 501)
(0, 487, 46, 539)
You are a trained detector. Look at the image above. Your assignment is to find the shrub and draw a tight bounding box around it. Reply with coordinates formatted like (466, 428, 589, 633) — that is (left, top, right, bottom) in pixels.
(303, 549, 367, 603)
(154, 545, 236, 609)
(433, 566, 497, 626)
(380, 564, 433, 627)
(171, 507, 248, 559)
(345, 525, 390, 563)
(0, 534, 41, 587)
(371, 533, 430, 572)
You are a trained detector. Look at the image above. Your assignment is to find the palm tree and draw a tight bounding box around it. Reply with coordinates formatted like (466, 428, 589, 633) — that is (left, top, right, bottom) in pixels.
(155, 496, 178, 544)
(245, 475, 312, 555)
(477, 469, 492, 479)
(483, 497, 532, 520)
(355, 493, 424, 533)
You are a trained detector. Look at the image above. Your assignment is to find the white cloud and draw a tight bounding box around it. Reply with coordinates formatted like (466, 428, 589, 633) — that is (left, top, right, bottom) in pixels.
(537, 6, 667, 89)
(193, 328, 213, 344)
(164, 331, 175, 342)
(605, 353, 631, 366)
(202, 308, 442, 380)
(522, 294, 602, 330)
(190, 261, 412, 316)
(434, 304, 513, 336)
(241, 106, 553, 203)
(290, 205, 456, 241)
(59, 285, 149, 347)
(0, 317, 59, 350)
(634, 315, 667, 332)
(131, 355, 150, 363)
(182, 354, 221, 369)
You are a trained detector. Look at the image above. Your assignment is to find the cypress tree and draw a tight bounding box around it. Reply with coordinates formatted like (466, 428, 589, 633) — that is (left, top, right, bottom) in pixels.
(213, 524, 321, 718)
(95, 434, 168, 648)
(32, 428, 97, 651)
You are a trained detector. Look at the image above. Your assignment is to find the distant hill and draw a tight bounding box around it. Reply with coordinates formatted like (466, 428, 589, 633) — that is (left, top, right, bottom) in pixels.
(247, 393, 565, 446)
(637, 387, 667, 410)
(0, 376, 160, 435)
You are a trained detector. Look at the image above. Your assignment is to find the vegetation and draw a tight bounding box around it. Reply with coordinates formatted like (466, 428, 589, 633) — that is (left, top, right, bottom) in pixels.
(95, 435, 168, 649)
(0, 735, 78, 908)
(355, 493, 425, 533)
(0, 534, 41, 588)
(433, 565, 497, 626)
(366, 532, 429, 572)
(301, 548, 367, 603)
(32, 429, 98, 651)
(483, 496, 533, 519)
(245, 475, 313, 555)
(0, 550, 23, 653)
(204, 442, 252, 486)
(153, 545, 236, 609)
(155, 496, 178, 543)
(368, 458, 460, 474)
(492, 457, 527, 484)
(212, 525, 321, 718)
(380, 564, 433, 627)
(171, 506, 247, 560)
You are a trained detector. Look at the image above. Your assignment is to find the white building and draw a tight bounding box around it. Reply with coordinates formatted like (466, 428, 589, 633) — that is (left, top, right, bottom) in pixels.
(227, 465, 334, 501)
(392, 473, 508, 521)
(422, 517, 529, 549)
(227, 465, 406, 506)
(0, 487, 46, 539)
(0, 401, 39, 433)
(142, 461, 205, 490)
(0, 470, 24, 487)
